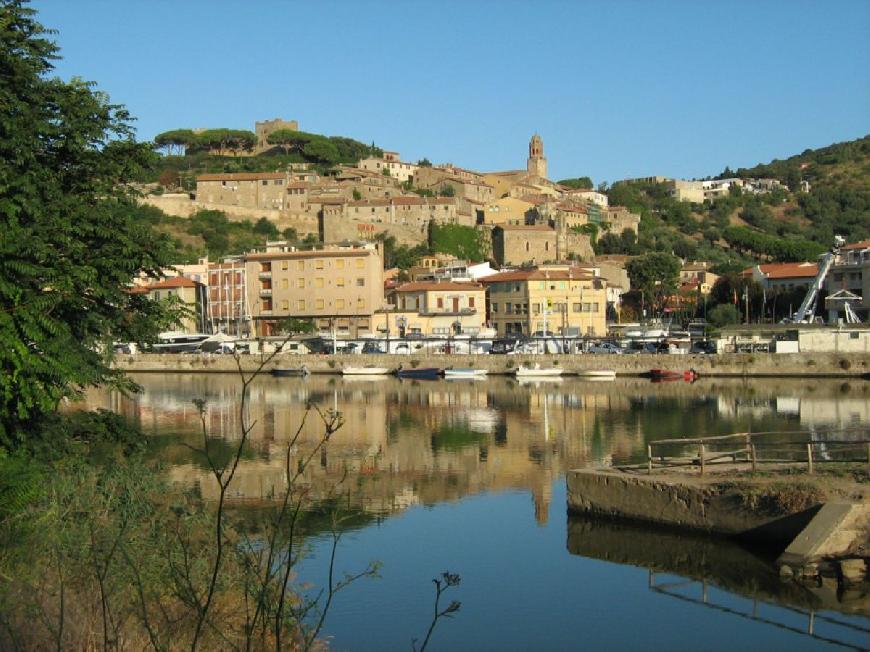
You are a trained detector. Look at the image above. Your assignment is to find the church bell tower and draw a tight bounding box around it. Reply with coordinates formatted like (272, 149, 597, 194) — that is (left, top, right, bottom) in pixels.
(527, 133, 548, 179)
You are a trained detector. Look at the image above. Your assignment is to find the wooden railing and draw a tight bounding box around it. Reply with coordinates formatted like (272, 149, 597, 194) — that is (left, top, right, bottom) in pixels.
(643, 429, 870, 475)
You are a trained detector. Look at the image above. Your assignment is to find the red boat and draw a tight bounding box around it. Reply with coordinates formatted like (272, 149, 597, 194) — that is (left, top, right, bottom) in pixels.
(649, 369, 699, 382)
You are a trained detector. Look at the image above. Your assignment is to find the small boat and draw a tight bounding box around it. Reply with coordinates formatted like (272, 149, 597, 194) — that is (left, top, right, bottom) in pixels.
(444, 368, 488, 379)
(514, 364, 563, 377)
(516, 376, 564, 384)
(649, 369, 699, 382)
(575, 369, 616, 379)
(396, 365, 441, 380)
(342, 366, 391, 376)
(271, 364, 309, 377)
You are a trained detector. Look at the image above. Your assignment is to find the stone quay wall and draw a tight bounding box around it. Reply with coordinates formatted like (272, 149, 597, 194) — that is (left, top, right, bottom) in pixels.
(113, 352, 870, 377)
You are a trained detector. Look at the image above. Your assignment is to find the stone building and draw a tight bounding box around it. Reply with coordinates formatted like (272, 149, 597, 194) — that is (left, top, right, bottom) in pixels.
(358, 151, 418, 183)
(255, 118, 299, 152)
(207, 258, 248, 335)
(481, 197, 539, 226)
(196, 172, 289, 210)
(492, 224, 559, 266)
(244, 242, 384, 337)
(320, 196, 467, 245)
(527, 133, 548, 179)
(482, 266, 607, 337)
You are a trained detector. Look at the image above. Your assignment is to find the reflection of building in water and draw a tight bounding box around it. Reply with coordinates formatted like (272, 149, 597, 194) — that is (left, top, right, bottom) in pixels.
(82, 375, 870, 528)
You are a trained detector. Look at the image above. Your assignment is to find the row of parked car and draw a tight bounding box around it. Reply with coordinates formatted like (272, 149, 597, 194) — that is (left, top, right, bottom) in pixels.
(489, 338, 719, 355)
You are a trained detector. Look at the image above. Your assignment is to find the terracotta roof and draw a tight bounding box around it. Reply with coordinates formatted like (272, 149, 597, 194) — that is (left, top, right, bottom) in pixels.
(197, 172, 285, 182)
(146, 277, 201, 290)
(393, 281, 484, 292)
(348, 199, 391, 207)
(481, 268, 595, 283)
(743, 262, 818, 279)
(842, 238, 870, 251)
(391, 197, 427, 206)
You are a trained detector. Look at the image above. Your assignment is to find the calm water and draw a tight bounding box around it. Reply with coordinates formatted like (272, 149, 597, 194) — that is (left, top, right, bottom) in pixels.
(83, 374, 870, 651)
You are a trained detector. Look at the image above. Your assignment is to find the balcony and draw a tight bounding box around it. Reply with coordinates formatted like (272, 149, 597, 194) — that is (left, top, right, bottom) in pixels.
(259, 288, 272, 297)
(258, 271, 272, 279)
(260, 310, 273, 316)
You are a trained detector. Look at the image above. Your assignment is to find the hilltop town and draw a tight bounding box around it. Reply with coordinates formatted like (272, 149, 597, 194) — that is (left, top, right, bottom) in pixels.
(132, 118, 869, 342)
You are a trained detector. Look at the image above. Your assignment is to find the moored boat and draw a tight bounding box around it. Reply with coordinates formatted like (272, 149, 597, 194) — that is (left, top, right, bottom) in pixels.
(514, 364, 563, 377)
(271, 364, 309, 377)
(444, 368, 488, 379)
(396, 365, 441, 380)
(342, 366, 391, 376)
(575, 369, 616, 379)
(649, 368, 699, 382)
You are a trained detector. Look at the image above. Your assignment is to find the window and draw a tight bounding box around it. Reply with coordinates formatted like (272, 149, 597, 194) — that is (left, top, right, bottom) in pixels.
(336, 259, 345, 269)
(297, 277, 305, 288)
(297, 300, 305, 310)
(297, 261, 304, 271)
(357, 298, 365, 309)
(336, 298, 345, 309)
(337, 277, 345, 287)
(262, 180, 268, 186)
(592, 302, 599, 312)
(281, 278, 288, 289)
(315, 260, 324, 270)
(469, 297, 475, 308)
(281, 300, 289, 310)
(315, 278, 324, 289)
(491, 302, 498, 313)
(281, 261, 288, 270)
(583, 303, 592, 312)
(355, 259, 365, 268)
(437, 297, 444, 308)
(573, 303, 582, 313)
(533, 303, 541, 314)
(315, 299, 324, 310)
(356, 278, 365, 287)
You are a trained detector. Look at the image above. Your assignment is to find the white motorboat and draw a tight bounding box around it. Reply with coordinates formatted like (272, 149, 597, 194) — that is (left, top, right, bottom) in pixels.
(444, 368, 488, 379)
(575, 369, 617, 379)
(342, 366, 391, 376)
(513, 364, 564, 377)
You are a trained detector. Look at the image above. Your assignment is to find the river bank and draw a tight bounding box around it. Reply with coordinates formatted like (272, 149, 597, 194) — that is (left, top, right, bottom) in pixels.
(566, 464, 869, 605)
(114, 351, 870, 377)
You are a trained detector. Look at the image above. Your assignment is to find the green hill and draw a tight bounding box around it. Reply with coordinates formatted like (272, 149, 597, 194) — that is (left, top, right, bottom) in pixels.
(597, 135, 869, 272)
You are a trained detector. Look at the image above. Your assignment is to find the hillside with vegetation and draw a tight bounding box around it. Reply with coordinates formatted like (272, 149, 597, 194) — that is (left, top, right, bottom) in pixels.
(595, 135, 869, 273)
(145, 128, 381, 189)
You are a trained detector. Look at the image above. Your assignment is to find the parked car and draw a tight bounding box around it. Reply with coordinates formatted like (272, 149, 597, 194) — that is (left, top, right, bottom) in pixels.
(624, 341, 667, 354)
(490, 338, 520, 354)
(587, 342, 624, 354)
(361, 341, 385, 354)
(690, 340, 718, 355)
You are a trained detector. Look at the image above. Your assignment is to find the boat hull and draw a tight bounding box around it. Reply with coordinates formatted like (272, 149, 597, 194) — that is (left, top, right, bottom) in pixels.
(514, 368, 564, 377)
(342, 367, 391, 376)
(396, 367, 441, 380)
(271, 367, 309, 377)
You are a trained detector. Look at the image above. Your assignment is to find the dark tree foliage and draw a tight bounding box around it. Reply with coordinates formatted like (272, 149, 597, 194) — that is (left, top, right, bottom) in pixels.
(557, 176, 593, 190)
(0, 1, 178, 444)
(625, 252, 681, 316)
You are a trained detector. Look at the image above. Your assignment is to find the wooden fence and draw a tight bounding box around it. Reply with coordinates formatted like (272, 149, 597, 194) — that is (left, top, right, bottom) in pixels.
(644, 429, 870, 475)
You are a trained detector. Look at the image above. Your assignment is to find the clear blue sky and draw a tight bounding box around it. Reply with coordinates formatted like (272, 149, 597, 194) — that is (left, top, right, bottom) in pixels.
(32, 0, 870, 183)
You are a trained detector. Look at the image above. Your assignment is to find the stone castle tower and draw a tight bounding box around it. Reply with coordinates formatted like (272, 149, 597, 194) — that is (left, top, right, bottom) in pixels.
(527, 133, 548, 179)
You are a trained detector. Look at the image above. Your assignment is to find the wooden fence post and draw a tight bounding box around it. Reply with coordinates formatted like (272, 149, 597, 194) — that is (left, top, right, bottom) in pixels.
(750, 442, 757, 472)
(699, 442, 705, 476)
(647, 444, 653, 474)
(806, 443, 814, 474)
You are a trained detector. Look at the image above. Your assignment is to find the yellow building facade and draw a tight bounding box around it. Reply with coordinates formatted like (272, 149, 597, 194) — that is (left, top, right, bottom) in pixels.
(482, 267, 607, 337)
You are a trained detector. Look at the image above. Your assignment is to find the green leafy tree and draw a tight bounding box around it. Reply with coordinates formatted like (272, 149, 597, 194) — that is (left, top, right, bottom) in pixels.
(557, 176, 593, 190)
(438, 184, 455, 197)
(625, 252, 681, 317)
(417, 157, 432, 167)
(708, 303, 740, 327)
(429, 224, 486, 261)
(253, 217, 279, 240)
(153, 128, 197, 156)
(0, 1, 178, 444)
(194, 128, 256, 155)
(282, 226, 298, 241)
(266, 128, 310, 155)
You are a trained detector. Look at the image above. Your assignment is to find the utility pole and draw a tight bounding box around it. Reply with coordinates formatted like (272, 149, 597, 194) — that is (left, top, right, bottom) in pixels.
(743, 288, 750, 325)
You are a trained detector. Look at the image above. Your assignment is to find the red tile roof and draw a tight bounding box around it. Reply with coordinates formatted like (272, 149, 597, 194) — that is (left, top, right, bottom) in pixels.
(146, 277, 201, 290)
(481, 267, 595, 283)
(393, 281, 484, 292)
(197, 172, 285, 182)
(742, 262, 818, 279)
(842, 238, 870, 251)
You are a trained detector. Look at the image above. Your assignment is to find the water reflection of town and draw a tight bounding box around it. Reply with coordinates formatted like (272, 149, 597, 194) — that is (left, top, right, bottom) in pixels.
(84, 376, 870, 526)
